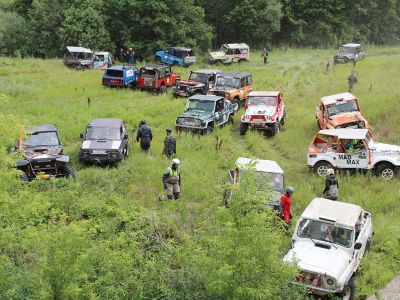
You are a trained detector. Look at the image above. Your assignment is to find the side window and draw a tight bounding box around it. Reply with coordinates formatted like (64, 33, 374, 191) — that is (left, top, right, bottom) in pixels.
(234, 49, 241, 54)
(216, 99, 224, 112)
(165, 67, 171, 77)
(246, 76, 252, 85)
(159, 68, 166, 78)
(240, 78, 246, 88)
(226, 49, 233, 55)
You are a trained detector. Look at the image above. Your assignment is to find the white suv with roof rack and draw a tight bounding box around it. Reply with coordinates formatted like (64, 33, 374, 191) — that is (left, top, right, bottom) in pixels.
(284, 198, 373, 300)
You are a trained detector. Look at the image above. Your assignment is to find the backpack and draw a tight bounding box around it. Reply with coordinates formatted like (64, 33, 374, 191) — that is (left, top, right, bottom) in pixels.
(328, 177, 338, 197)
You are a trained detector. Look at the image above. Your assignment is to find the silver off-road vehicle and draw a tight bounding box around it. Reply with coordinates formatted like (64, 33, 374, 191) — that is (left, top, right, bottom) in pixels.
(284, 198, 373, 300)
(334, 43, 365, 64)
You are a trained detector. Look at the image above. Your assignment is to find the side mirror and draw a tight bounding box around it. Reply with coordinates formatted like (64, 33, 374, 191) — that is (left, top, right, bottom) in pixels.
(80, 133, 84, 139)
(354, 242, 362, 250)
(124, 134, 128, 139)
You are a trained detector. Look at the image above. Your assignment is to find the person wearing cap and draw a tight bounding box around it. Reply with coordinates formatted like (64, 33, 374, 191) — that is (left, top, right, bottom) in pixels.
(162, 128, 176, 159)
(136, 120, 153, 151)
(323, 168, 339, 200)
(160, 158, 181, 200)
(280, 186, 295, 226)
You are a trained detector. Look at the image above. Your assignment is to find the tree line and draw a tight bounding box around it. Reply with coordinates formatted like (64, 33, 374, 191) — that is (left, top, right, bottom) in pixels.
(0, 0, 399, 57)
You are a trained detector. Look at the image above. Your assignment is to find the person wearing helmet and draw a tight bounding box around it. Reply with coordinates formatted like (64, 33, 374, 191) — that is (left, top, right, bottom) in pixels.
(136, 120, 153, 151)
(279, 186, 295, 226)
(160, 158, 181, 200)
(162, 128, 176, 159)
(323, 168, 339, 200)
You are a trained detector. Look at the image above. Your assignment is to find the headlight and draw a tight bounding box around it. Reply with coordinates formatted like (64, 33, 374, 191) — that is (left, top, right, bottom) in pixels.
(111, 150, 119, 158)
(81, 150, 90, 158)
(326, 278, 335, 286)
(358, 121, 365, 128)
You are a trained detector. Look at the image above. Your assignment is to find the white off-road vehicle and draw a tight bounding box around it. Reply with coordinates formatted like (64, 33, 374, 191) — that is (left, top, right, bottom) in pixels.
(307, 129, 400, 180)
(284, 198, 373, 300)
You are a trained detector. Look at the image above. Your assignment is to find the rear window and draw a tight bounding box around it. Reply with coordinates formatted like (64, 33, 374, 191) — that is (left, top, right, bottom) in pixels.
(106, 70, 123, 77)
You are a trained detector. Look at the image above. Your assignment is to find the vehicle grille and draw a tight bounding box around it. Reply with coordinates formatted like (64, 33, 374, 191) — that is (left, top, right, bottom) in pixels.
(31, 159, 57, 172)
(296, 271, 322, 287)
(178, 85, 188, 92)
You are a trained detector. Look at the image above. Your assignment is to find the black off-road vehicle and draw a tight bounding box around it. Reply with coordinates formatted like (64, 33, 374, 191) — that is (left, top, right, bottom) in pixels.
(15, 125, 75, 181)
(172, 69, 222, 98)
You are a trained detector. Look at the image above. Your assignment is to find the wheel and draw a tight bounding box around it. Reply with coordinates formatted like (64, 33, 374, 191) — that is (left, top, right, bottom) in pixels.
(270, 121, 280, 136)
(20, 173, 30, 181)
(375, 163, 395, 180)
(228, 115, 234, 125)
(204, 125, 213, 135)
(340, 278, 355, 300)
(317, 119, 322, 129)
(314, 161, 333, 177)
(366, 238, 372, 252)
(159, 85, 167, 95)
(240, 122, 248, 135)
(280, 110, 286, 126)
(232, 98, 240, 112)
(63, 165, 76, 179)
(124, 147, 129, 157)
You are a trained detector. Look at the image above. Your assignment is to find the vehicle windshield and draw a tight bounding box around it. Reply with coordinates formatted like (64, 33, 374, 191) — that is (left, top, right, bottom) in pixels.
(22, 132, 60, 147)
(339, 46, 356, 54)
(86, 127, 121, 140)
(176, 50, 194, 58)
(186, 99, 215, 112)
(297, 218, 354, 248)
(248, 96, 277, 106)
(240, 170, 284, 192)
(189, 72, 208, 83)
(139, 68, 157, 77)
(105, 69, 123, 77)
(220, 45, 228, 53)
(327, 99, 359, 116)
(216, 76, 240, 88)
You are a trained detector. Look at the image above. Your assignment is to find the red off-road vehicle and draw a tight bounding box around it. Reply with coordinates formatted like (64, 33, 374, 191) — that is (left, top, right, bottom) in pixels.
(136, 65, 180, 94)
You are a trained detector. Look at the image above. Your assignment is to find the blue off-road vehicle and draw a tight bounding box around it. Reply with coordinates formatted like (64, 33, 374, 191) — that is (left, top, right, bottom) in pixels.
(102, 66, 139, 88)
(155, 47, 196, 67)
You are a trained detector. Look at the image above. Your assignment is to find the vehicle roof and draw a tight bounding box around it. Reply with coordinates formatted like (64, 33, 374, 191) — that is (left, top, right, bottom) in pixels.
(89, 118, 123, 128)
(106, 65, 138, 71)
(321, 92, 356, 106)
(28, 125, 58, 133)
(94, 52, 111, 56)
(318, 128, 369, 140)
(224, 43, 249, 49)
(188, 95, 223, 102)
(169, 46, 193, 51)
(192, 69, 223, 75)
(66, 46, 92, 53)
(301, 198, 363, 228)
(235, 157, 284, 174)
(220, 71, 251, 79)
(141, 64, 169, 70)
(248, 91, 280, 97)
(341, 43, 361, 47)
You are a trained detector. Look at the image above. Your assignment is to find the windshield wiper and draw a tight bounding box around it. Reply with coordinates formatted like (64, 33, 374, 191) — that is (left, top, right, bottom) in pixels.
(321, 239, 338, 249)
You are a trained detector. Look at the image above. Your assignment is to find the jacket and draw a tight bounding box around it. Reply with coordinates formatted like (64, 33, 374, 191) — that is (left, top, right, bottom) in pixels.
(280, 194, 292, 224)
(136, 125, 153, 142)
(163, 135, 176, 155)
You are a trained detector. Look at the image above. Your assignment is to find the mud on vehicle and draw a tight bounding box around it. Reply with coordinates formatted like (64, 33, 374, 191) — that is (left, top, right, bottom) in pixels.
(14, 125, 74, 181)
(136, 65, 180, 94)
(284, 198, 373, 300)
(316, 92, 369, 130)
(208, 43, 249, 65)
(334, 43, 365, 64)
(172, 69, 222, 98)
(307, 129, 400, 180)
(208, 72, 253, 111)
(79, 118, 129, 165)
(175, 95, 234, 134)
(102, 66, 138, 88)
(240, 91, 286, 136)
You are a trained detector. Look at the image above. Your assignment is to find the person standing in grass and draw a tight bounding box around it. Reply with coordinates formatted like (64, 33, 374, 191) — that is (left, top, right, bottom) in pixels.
(347, 70, 358, 92)
(323, 168, 339, 200)
(160, 158, 181, 201)
(280, 186, 295, 226)
(162, 128, 176, 159)
(261, 48, 269, 64)
(136, 120, 153, 151)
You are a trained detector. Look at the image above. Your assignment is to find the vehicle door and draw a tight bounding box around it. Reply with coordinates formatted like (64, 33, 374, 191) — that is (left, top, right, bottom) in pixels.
(162, 49, 170, 64)
(215, 99, 226, 125)
(240, 76, 252, 99)
(165, 67, 172, 85)
(336, 139, 369, 168)
(352, 212, 370, 270)
(208, 74, 216, 90)
(225, 48, 234, 62)
(277, 95, 284, 119)
(94, 55, 105, 69)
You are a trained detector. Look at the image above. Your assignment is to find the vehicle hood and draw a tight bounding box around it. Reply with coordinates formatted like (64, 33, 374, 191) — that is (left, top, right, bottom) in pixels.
(369, 142, 400, 155)
(330, 112, 366, 127)
(335, 53, 354, 58)
(178, 110, 213, 121)
(209, 51, 226, 59)
(81, 140, 122, 150)
(244, 105, 276, 117)
(213, 86, 235, 93)
(178, 80, 204, 87)
(23, 146, 62, 159)
(284, 241, 350, 279)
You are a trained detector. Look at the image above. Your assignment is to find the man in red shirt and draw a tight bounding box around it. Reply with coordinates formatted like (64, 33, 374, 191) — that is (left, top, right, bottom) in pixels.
(280, 186, 295, 225)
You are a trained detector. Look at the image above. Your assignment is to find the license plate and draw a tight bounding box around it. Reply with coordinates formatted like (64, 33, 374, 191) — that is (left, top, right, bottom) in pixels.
(92, 150, 107, 155)
(251, 120, 265, 125)
(180, 92, 187, 96)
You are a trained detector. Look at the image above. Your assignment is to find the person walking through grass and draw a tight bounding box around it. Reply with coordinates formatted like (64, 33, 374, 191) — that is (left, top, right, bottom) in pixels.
(162, 128, 176, 159)
(280, 186, 295, 226)
(261, 48, 269, 64)
(323, 168, 339, 200)
(347, 70, 358, 92)
(136, 120, 152, 151)
(159, 158, 181, 201)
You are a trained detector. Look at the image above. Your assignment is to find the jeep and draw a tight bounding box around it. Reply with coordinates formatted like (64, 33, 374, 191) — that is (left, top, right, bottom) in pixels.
(334, 43, 365, 64)
(208, 43, 249, 65)
(284, 198, 373, 300)
(208, 72, 253, 111)
(240, 91, 286, 136)
(307, 129, 400, 180)
(102, 66, 139, 88)
(223, 157, 285, 208)
(79, 118, 129, 164)
(136, 65, 180, 94)
(172, 69, 222, 98)
(77, 52, 114, 70)
(175, 95, 234, 134)
(63, 46, 93, 68)
(316, 93, 369, 130)
(14, 125, 74, 181)
(155, 46, 196, 67)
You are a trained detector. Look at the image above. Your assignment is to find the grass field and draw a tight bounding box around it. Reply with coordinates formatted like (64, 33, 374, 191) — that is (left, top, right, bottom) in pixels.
(0, 46, 399, 299)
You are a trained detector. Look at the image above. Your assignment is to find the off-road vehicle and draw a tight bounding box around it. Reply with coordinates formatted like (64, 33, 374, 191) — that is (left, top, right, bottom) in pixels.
(63, 46, 93, 68)
(77, 52, 114, 70)
(79, 118, 129, 164)
(223, 157, 285, 208)
(208, 72, 253, 111)
(307, 129, 400, 180)
(172, 69, 222, 98)
(240, 91, 286, 136)
(175, 95, 234, 134)
(102, 66, 138, 88)
(316, 92, 369, 129)
(334, 43, 365, 64)
(284, 197, 373, 300)
(136, 65, 180, 94)
(155, 46, 196, 67)
(208, 43, 249, 65)
(14, 125, 74, 181)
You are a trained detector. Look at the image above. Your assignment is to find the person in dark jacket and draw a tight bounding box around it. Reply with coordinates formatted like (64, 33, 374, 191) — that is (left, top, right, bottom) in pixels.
(280, 186, 295, 226)
(136, 120, 153, 151)
(323, 168, 339, 200)
(162, 128, 176, 159)
(347, 70, 358, 92)
(261, 48, 269, 64)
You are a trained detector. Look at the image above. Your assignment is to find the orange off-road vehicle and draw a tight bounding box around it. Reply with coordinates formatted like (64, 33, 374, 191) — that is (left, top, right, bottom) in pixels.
(315, 92, 369, 129)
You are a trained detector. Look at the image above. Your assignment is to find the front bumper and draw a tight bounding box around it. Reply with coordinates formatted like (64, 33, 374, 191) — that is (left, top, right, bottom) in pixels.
(80, 152, 122, 163)
(293, 282, 340, 296)
(172, 87, 194, 97)
(176, 124, 206, 132)
(242, 121, 274, 130)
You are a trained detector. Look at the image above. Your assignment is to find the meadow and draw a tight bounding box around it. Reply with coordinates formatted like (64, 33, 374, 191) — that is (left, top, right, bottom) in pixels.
(0, 47, 399, 299)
